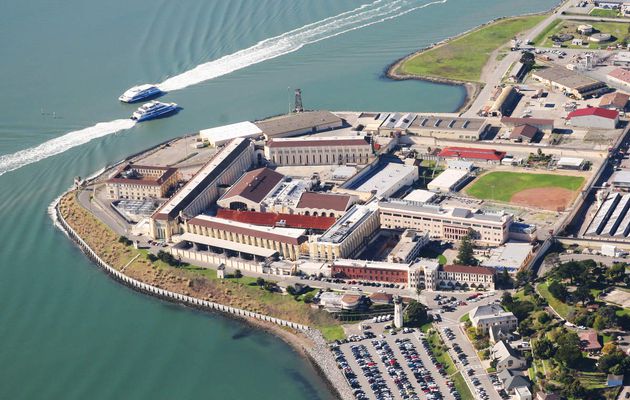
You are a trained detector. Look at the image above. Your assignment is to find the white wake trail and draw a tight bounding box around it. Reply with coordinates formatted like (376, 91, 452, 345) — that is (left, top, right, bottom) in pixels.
(0, 0, 448, 177)
(0, 119, 136, 176)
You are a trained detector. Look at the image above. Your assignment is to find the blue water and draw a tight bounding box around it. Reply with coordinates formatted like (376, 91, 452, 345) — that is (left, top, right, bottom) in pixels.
(0, 0, 554, 398)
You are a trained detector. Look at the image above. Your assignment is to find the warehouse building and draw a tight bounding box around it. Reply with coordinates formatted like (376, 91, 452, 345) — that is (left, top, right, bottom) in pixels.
(150, 138, 255, 240)
(531, 67, 607, 99)
(500, 117, 554, 133)
(567, 107, 619, 130)
(489, 85, 520, 117)
(264, 136, 371, 166)
(199, 121, 263, 147)
(378, 112, 417, 135)
(584, 192, 630, 238)
(612, 170, 630, 190)
(427, 168, 469, 193)
(403, 189, 437, 203)
(599, 91, 629, 111)
(509, 124, 539, 143)
(106, 164, 179, 200)
(379, 199, 512, 246)
(344, 160, 418, 198)
(254, 111, 344, 139)
(406, 115, 489, 141)
(294, 191, 355, 218)
(309, 201, 380, 261)
(437, 147, 506, 164)
(217, 167, 285, 212)
(185, 215, 307, 260)
(608, 67, 630, 89)
(556, 157, 586, 170)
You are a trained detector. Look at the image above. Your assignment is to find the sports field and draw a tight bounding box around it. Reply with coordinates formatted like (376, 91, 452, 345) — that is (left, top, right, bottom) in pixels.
(466, 172, 584, 210)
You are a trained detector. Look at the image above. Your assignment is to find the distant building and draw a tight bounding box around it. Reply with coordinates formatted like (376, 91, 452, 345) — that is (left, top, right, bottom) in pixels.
(469, 304, 518, 334)
(347, 161, 418, 198)
(255, 111, 344, 139)
(294, 191, 354, 218)
(599, 91, 629, 111)
(215, 209, 336, 232)
(387, 229, 429, 263)
(501, 117, 554, 133)
(509, 124, 539, 143)
(264, 136, 371, 166)
(427, 168, 469, 193)
(199, 121, 263, 147)
(613, 51, 630, 66)
(403, 189, 437, 203)
(492, 340, 526, 372)
(595, 0, 624, 8)
(482, 243, 535, 275)
(578, 330, 602, 352)
(556, 157, 586, 170)
(567, 107, 619, 129)
(531, 67, 607, 99)
(106, 164, 179, 200)
(437, 265, 495, 290)
(608, 68, 630, 89)
(437, 147, 506, 163)
(406, 115, 490, 141)
(217, 167, 285, 212)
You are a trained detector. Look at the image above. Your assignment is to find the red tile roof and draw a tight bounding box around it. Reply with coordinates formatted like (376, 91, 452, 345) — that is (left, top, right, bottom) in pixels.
(296, 192, 351, 212)
(221, 167, 284, 203)
(599, 92, 629, 109)
(369, 292, 393, 303)
(437, 147, 506, 161)
(188, 216, 306, 245)
(216, 209, 336, 230)
(578, 330, 602, 351)
(567, 107, 619, 120)
(443, 264, 495, 275)
(267, 137, 369, 148)
(609, 67, 630, 84)
(510, 124, 538, 140)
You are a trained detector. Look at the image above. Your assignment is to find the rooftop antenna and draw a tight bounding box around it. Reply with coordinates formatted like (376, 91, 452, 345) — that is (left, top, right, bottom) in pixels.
(293, 88, 303, 113)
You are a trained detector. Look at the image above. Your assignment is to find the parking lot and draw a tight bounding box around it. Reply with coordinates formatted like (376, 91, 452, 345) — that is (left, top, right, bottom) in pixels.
(332, 320, 469, 400)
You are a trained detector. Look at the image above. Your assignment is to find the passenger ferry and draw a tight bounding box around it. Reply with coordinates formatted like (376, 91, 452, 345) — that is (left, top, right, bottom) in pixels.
(119, 84, 163, 103)
(131, 101, 178, 122)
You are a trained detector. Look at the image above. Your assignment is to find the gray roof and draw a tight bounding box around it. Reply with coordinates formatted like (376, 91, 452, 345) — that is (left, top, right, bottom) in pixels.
(492, 340, 521, 362)
(505, 375, 530, 391)
(532, 67, 605, 92)
(255, 111, 342, 137)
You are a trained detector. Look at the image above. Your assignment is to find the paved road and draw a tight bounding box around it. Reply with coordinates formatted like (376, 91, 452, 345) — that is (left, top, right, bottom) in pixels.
(428, 291, 505, 400)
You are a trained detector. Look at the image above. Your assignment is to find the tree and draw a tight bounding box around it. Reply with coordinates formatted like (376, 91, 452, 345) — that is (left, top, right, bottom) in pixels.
(556, 331, 582, 365)
(234, 269, 243, 279)
(609, 263, 626, 283)
(548, 280, 569, 302)
(303, 292, 315, 303)
(532, 337, 555, 359)
(286, 285, 297, 296)
(256, 277, 265, 287)
(405, 300, 429, 327)
(520, 51, 536, 68)
(515, 270, 532, 287)
(455, 230, 477, 266)
(574, 285, 594, 306)
(501, 292, 514, 308)
(537, 312, 551, 325)
(602, 342, 618, 355)
(565, 379, 586, 399)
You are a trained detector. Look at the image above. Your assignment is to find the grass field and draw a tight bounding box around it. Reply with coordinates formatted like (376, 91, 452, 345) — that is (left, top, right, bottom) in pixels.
(537, 281, 575, 320)
(397, 15, 545, 82)
(534, 20, 630, 49)
(466, 172, 584, 202)
(590, 8, 621, 18)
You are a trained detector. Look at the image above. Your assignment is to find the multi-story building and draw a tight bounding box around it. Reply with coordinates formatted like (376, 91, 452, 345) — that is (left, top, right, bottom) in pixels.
(264, 136, 371, 166)
(378, 199, 512, 246)
(437, 264, 495, 290)
(309, 201, 380, 261)
(387, 229, 429, 263)
(106, 164, 179, 200)
(185, 215, 307, 260)
(406, 115, 489, 141)
(294, 191, 355, 218)
(469, 304, 518, 334)
(150, 138, 255, 240)
(254, 111, 344, 139)
(217, 167, 285, 212)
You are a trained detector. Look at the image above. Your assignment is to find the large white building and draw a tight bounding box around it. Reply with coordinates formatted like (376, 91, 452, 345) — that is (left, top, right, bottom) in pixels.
(427, 168, 469, 193)
(264, 136, 371, 166)
(199, 121, 263, 147)
(379, 199, 512, 246)
(469, 304, 518, 334)
(150, 138, 255, 240)
(351, 163, 418, 198)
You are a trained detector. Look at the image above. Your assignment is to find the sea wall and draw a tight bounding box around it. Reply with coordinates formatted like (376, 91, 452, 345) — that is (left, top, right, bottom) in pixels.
(52, 192, 309, 332)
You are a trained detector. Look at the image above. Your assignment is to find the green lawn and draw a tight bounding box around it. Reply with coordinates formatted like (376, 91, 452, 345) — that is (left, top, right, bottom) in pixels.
(535, 20, 630, 49)
(590, 8, 621, 18)
(451, 371, 475, 400)
(460, 313, 470, 323)
(466, 171, 584, 202)
(397, 15, 545, 82)
(318, 325, 346, 342)
(538, 281, 575, 319)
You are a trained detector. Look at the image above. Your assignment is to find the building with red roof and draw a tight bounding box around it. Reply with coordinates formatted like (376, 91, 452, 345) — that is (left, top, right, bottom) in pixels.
(578, 330, 602, 353)
(216, 208, 335, 231)
(438, 265, 495, 290)
(437, 147, 506, 163)
(567, 107, 619, 129)
(217, 167, 285, 212)
(295, 191, 355, 218)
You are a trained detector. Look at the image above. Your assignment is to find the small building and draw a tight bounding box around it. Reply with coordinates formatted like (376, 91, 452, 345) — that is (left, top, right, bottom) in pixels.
(531, 67, 607, 99)
(427, 168, 469, 193)
(217, 167, 285, 212)
(501, 117, 554, 133)
(469, 304, 518, 334)
(578, 330, 602, 353)
(515, 386, 532, 400)
(217, 264, 226, 279)
(437, 146, 505, 163)
(611, 170, 630, 190)
(599, 91, 630, 111)
(492, 340, 526, 372)
(577, 24, 594, 35)
(199, 121, 263, 147)
(255, 111, 344, 139)
(369, 292, 393, 305)
(294, 191, 354, 218)
(557, 157, 586, 170)
(403, 189, 437, 203)
(613, 51, 630, 66)
(509, 124, 539, 143)
(608, 68, 630, 89)
(489, 326, 516, 344)
(387, 229, 429, 263)
(106, 164, 179, 200)
(447, 160, 474, 171)
(607, 374, 624, 387)
(567, 107, 619, 130)
(571, 38, 584, 47)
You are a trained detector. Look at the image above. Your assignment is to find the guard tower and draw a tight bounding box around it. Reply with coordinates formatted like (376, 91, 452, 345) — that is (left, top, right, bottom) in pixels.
(293, 89, 303, 113)
(393, 295, 403, 328)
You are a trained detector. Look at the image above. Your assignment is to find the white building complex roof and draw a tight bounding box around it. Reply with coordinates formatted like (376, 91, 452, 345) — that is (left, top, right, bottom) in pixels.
(353, 163, 417, 197)
(427, 169, 469, 192)
(482, 242, 533, 272)
(557, 157, 584, 168)
(403, 189, 436, 203)
(199, 121, 262, 146)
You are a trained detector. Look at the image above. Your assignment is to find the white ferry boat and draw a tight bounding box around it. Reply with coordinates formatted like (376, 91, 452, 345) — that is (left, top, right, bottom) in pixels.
(119, 84, 162, 103)
(131, 101, 178, 122)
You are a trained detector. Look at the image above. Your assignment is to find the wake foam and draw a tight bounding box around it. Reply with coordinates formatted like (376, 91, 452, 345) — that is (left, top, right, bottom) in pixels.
(0, 119, 135, 177)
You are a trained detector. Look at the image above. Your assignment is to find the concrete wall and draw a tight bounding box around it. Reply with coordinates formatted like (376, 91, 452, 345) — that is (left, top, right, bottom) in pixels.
(54, 192, 309, 332)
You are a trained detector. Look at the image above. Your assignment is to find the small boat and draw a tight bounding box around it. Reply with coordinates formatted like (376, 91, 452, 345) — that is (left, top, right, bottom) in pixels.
(119, 84, 163, 103)
(131, 101, 178, 122)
